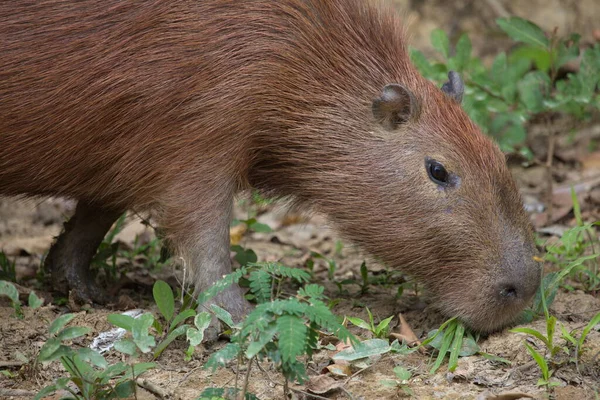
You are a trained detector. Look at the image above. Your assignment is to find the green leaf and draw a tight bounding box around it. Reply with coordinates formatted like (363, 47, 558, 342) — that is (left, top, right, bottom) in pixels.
(410, 48, 435, 77)
(277, 315, 307, 363)
(448, 323, 465, 372)
(205, 343, 241, 371)
(33, 384, 58, 400)
(497, 17, 549, 49)
(333, 339, 391, 361)
(107, 314, 135, 331)
(114, 380, 136, 398)
(249, 269, 272, 304)
(375, 315, 395, 337)
(429, 323, 457, 374)
(37, 338, 62, 361)
(518, 71, 551, 112)
(28, 291, 43, 309)
(556, 34, 581, 68)
(346, 316, 371, 331)
(193, 311, 212, 331)
(491, 52, 507, 81)
(153, 280, 175, 323)
(76, 348, 108, 369)
(510, 327, 550, 348)
(246, 323, 278, 359)
(48, 313, 76, 335)
(155, 324, 189, 358)
(431, 29, 450, 59)
(393, 366, 412, 381)
(210, 304, 236, 328)
(524, 342, 550, 381)
(169, 308, 196, 332)
(231, 245, 258, 267)
(0, 280, 19, 304)
(57, 326, 90, 341)
(453, 33, 472, 71)
(132, 313, 156, 353)
(578, 312, 600, 353)
(247, 220, 273, 233)
(114, 339, 137, 356)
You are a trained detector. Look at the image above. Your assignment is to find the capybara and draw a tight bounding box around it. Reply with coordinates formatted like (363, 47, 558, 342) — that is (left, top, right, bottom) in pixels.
(0, 0, 540, 332)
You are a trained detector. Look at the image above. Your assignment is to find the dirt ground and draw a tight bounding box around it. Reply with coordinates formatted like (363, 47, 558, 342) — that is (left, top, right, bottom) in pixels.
(1, 1, 600, 400)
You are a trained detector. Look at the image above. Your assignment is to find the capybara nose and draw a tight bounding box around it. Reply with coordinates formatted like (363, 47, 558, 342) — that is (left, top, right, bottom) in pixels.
(496, 279, 538, 305)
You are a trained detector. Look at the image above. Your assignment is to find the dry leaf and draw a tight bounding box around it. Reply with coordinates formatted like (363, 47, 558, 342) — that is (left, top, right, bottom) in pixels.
(306, 375, 344, 394)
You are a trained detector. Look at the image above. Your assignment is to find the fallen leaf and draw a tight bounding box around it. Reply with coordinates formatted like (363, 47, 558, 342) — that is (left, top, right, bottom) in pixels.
(306, 375, 344, 394)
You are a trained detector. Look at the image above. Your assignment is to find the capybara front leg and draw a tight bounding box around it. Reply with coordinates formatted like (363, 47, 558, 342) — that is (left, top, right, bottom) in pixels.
(163, 187, 252, 337)
(44, 201, 123, 304)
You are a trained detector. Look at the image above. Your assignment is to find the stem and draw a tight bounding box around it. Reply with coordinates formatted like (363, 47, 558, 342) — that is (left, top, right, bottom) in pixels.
(241, 356, 254, 399)
(545, 115, 556, 224)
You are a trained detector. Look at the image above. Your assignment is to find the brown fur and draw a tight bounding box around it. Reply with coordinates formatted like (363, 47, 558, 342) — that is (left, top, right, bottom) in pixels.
(0, 0, 540, 332)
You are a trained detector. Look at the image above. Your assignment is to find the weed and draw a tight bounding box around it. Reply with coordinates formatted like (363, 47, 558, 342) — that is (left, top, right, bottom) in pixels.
(0, 251, 17, 282)
(347, 307, 394, 339)
(421, 318, 479, 374)
(412, 17, 600, 155)
(36, 313, 156, 400)
(0, 280, 43, 318)
(190, 262, 354, 398)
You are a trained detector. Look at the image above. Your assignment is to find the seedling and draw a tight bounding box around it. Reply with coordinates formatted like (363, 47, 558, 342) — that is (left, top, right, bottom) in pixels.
(346, 307, 394, 339)
(36, 313, 156, 400)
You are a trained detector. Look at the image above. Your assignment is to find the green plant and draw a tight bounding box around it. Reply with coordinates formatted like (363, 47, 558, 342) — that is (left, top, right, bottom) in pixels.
(420, 318, 479, 374)
(0, 280, 43, 318)
(0, 251, 17, 281)
(191, 262, 355, 399)
(542, 190, 600, 296)
(380, 366, 413, 396)
(151, 280, 197, 359)
(346, 307, 394, 339)
(36, 314, 156, 400)
(411, 17, 600, 154)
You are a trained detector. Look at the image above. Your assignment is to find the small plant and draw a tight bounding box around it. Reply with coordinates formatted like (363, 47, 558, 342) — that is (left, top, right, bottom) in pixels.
(347, 307, 394, 339)
(151, 280, 197, 358)
(411, 17, 600, 155)
(0, 280, 43, 318)
(36, 314, 156, 400)
(380, 366, 413, 396)
(191, 262, 355, 398)
(421, 318, 479, 374)
(542, 190, 600, 296)
(0, 251, 17, 281)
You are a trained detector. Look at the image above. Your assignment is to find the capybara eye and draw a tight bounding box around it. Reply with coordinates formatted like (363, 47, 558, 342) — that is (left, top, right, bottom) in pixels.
(427, 159, 449, 185)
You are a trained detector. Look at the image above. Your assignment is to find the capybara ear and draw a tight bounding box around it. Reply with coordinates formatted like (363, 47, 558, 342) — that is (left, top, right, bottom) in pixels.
(441, 71, 464, 103)
(372, 84, 420, 130)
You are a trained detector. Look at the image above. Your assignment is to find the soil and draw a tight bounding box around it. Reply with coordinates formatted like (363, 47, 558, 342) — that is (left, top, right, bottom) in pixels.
(1, 1, 600, 400)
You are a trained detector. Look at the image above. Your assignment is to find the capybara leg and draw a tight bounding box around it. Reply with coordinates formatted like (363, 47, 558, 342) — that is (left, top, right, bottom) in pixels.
(44, 202, 123, 304)
(165, 187, 252, 335)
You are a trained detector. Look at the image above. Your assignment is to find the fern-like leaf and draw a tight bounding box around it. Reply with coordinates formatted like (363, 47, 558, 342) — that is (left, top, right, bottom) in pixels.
(276, 315, 307, 363)
(298, 284, 325, 300)
(196, 267, 246, 305)
(304, 300, 355, 344)
(248, 262, 310, 283)
(248, 270, 272, 304)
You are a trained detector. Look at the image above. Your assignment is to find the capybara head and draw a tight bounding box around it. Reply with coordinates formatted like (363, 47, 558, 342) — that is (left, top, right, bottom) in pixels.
(370, 73, 541, 332)
(245, 1, 541, 332)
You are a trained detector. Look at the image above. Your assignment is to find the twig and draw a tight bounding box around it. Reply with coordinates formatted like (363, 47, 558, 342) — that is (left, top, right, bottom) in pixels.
(0, 360, 26, 368)
(343, 365, 372, 385)
(290, 388, 332, 400)
(137, 379, 169, 399)
(0, 389, 37, 397)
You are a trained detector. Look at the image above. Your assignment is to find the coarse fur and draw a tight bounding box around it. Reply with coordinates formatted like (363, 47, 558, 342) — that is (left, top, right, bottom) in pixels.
(0, 0, 540, 332)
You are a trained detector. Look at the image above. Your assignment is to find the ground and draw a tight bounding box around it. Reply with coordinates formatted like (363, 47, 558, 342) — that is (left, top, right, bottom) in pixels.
(1, 1, 600, 399)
